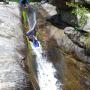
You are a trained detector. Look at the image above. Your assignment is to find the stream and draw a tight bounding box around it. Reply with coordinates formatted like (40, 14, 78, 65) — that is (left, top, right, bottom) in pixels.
(0, 2, 90, 90)
(30, 41, 62, 90)
(23, 3, 90, 90)
(25, 5, 62, 90)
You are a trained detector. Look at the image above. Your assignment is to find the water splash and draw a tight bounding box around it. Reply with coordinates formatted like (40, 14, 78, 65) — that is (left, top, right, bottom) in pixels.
(30, 41, 62, 90)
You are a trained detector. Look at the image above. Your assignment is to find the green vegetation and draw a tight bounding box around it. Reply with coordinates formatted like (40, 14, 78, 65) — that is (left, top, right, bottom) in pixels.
(66, 2, 89, 28)
(84, 33, 90, 49)
(9, 0, 37, 2)
(22, 10, 27, 23)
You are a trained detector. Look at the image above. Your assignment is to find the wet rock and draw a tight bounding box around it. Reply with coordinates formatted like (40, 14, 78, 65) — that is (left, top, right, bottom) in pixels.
(64, 27, 90, 49)
(46, 23, 90, 89)
(58, 10, 90, 31)
(46, 24, 90, 63)
(36, 4, 90, 90)
(41, 3, 57, 16)
(71, 0, 90, 4)
(84, 0, 90, 4)
(40, 1, 90, 63)
(49, 0, 90, 31)
(49, 0, 71, 10)
(37, 4, 90, 90)
(83, 14, 90, 32)
(59, 10, 77, 27)
(81, 77, 90, 90)
(0, 2, 33, 90)
(86, 64, 90, 71)
(41, 3, 90, 63)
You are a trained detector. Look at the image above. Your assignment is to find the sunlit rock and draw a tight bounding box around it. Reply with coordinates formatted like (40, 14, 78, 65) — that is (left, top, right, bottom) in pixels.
(41, 3, 57, 16)
(84, 0, 90, 4)
(64, 27, 90, 49)
(0, 2, 33, 90)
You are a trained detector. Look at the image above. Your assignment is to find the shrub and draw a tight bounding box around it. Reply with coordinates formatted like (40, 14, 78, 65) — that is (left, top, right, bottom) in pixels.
(66, 2, 89, 28)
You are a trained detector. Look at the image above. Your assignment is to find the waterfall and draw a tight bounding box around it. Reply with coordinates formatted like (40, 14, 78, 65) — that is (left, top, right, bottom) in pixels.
(26, 5, 62, 90)
(30, 41, 62, 90)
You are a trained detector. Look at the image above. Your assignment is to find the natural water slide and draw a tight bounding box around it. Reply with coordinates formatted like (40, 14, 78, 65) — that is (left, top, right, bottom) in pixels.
(25, 4, 62, 90)
(26, 6, 36, 36)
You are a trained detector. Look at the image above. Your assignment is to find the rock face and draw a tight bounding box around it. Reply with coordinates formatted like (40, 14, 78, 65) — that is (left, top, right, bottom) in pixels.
(63, 27, 90, 63)
(47, 25, 90, 89)
(49, 0, 90, 32)
(84, 0, 90, 4)
(0, 2, 33, 90)
(36, 5, 90, 90)
(72, 0, 90, 4)
(50, 0, 71, 10)
(29, 2, 90, 90)
(47, 25, 90, 63)
(41, 3, 90, 63)
(59, 11, 90, 32)
(64, 27, 90, 49)
(50, 0, 90, 6)
(41, 3, 57, 16)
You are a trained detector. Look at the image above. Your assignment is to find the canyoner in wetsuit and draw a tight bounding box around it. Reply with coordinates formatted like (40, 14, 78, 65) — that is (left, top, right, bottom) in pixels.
(20, 0, 39, 47)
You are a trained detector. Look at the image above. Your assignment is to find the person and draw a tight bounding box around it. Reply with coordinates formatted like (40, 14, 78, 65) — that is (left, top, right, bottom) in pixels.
(19, 0, 29, 6)
(28, 30, 35, 42)
(28, 30, 39, 47)
(20, 0, 39, 47)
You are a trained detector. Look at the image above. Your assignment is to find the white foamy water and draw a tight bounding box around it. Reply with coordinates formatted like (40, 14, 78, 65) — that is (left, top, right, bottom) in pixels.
(30, 41, 62, 90)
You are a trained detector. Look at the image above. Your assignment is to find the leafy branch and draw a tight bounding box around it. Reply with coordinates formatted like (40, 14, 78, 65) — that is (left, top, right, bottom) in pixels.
(66, 2, 89, 28)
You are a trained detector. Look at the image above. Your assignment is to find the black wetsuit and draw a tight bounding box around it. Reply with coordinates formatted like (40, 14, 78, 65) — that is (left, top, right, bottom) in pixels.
(20, 0, 29, 5)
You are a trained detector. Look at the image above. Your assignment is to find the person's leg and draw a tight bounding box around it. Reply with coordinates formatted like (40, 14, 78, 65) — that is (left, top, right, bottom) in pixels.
(28, 35, 34, 41)
(26, 30, 35, 36)
(27, 30, 35, 41)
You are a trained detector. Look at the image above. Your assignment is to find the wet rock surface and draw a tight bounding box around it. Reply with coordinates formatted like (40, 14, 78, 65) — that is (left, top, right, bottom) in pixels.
(41, 3, 90, 63)
(0, 2, 33, 90)
(49, 0, 90, 32)
(35, 3, 90, 90)
(49, 0, 70, 10)
(84, 0, 90, 4)
(64, 27, 90, 50)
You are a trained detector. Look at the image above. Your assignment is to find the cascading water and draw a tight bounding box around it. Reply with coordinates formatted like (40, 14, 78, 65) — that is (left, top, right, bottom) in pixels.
(30, 41, 62, 90)
(25, 4, 62, 90)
